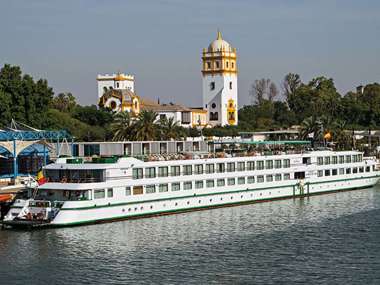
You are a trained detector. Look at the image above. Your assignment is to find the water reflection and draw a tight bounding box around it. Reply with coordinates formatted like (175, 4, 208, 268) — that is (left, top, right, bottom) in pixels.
(1, 187, 380, 284)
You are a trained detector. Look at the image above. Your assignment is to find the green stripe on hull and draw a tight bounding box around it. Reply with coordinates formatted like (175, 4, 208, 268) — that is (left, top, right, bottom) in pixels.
(53, 183, 375, 227)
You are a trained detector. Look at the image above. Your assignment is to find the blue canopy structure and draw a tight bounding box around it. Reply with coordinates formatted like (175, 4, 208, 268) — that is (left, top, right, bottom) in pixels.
(0, 120, 72, 178)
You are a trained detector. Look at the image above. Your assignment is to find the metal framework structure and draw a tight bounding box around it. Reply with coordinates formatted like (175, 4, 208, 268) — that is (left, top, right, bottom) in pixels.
(0, 120, 72, 178)
(0, 129, 71, 141)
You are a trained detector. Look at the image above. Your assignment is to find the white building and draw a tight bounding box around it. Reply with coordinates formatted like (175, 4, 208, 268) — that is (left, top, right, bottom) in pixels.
(97, 73, 135, 98)
(202, 31, 238, 126)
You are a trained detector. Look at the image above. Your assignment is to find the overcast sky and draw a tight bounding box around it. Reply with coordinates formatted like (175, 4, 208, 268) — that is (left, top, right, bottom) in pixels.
(1, 0, 379, 107)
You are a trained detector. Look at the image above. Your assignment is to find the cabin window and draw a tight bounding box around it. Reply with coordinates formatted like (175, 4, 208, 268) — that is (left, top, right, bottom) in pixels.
(195, 180, 204, 189)
(275, 160, 282, 169)
(238, 177, 245, 185)
(345, 155, 351, 163)
(352, 155, 358, 163)
(325, 170, 330, 176)
(359, 167, 364, 173)
(332, 169, 338, 176)
(266, 175, 273, 182)
(107, 188, 113, 198)
(125, 187, 131, 196)
(247, 176, 255, 183)
(171, 166, 180, 176)
(171, 183, 180, 191)
(346, 168, 351, 174)
(227, 162, 235, 172)
(317, 157, 323, 165)
(257, 161, 264, 170)
(366, 166, 371, 172)
(206, 164, 215, 174)
(358, 154, 363, 162)
(133, 168, 143, 179)
(217, 179, 225, 186)
(339, 168, 345, 175)
(275, 174, 282, 181)
(283, 159, 290, 168)
(44, 169, 105, 183)
(257, 176, 264, 183)
(159, 184, 169, 192)
(146, 185, 156, 194)
(133, 186, 143, 195)
(206, 179, 215, 188)
(183, 165, 192, 176)
(227, 178, 235, 185)
(195, 164, 203, 174)
(217, 163, 225, 173)
(94, 189, 105, 199)
(158, 167, 168, 177)
(324, 157, 331, 165)
(237, 162, 245, 171)
(265, 160, 273, 169)
(145, 167, 156, 178)
(332, 156, 338, 164)
(339, 156, 344, 164)
(247, 161, 255, 171)
(183, 181, 192, 190)
(353, 167, 358, 174)
(283, 173, 290, 180)
(318, 170, 323, 177)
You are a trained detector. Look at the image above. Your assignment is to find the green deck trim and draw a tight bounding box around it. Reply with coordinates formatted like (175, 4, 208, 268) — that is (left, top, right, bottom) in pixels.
(54, 184, 374, 227)
(58, 174, 380, 211)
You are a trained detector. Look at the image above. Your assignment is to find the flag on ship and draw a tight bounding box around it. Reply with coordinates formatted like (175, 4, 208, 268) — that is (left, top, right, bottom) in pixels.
(37, 169, 47, 185)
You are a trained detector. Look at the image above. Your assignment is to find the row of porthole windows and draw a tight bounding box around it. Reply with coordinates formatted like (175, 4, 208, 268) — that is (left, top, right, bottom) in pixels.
(133, 160, 291, 179)
(121, 190, 282, 212)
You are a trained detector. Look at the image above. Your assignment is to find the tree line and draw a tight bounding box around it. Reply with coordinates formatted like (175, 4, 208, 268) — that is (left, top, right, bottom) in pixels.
(1, 64, 379, 146)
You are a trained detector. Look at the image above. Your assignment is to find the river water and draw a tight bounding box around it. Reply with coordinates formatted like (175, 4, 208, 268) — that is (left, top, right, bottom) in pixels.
(1, 186, 380, 284)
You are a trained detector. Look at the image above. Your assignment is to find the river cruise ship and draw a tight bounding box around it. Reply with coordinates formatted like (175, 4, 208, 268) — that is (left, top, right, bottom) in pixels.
(3, 148, 380, 228)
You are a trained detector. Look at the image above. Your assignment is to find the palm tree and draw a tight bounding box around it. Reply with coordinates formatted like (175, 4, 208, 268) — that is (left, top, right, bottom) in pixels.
(134, 110, 159, 141)
(159, 116, 185, 140)
(331, 120, 351, 150)
(300, 116, 323, 146)
(111, 111, 134, 141)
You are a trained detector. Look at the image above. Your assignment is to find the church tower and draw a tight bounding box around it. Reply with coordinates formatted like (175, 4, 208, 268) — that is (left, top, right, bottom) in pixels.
(202, 31, 238, 126)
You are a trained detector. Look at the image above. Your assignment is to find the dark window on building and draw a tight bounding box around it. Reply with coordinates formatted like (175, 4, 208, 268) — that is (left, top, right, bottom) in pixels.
(210, 112, 218, 121)
(229, 81, 232, 89)
(181, 112, 191, 124)
(84, 144, 100, 156)
(211, 103, 216, 109)
(72, 144, 79, 157)
(210, 82, 215, 90)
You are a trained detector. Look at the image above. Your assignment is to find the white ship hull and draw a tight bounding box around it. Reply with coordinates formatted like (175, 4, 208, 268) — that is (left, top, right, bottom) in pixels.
(4, 150, 380, 228)
(50, 174, 379, 227)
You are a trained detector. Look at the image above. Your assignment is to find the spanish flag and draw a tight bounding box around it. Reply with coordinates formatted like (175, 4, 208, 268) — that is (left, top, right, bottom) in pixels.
(37, 170, 47, 185)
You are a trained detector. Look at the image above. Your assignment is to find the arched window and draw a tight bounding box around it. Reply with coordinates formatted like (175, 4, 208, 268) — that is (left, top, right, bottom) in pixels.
(210, 112, 218, 121)
(116, 82, 120, 88)
(110, 101, 117, 110)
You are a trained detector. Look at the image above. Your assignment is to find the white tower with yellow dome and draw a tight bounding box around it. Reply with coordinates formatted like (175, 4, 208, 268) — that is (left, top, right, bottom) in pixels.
(202, 31, 238, 126)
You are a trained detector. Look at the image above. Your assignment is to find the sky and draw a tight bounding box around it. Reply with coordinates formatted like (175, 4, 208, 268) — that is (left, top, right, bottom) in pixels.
(1, 0, 380, 107)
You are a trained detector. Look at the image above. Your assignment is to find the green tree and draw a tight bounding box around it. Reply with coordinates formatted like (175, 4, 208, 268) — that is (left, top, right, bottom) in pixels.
(111, 111, 134, 141)
(134, 110, 159, 141)
(159, 116, 185, 140)
(51, 92, 77, 113)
